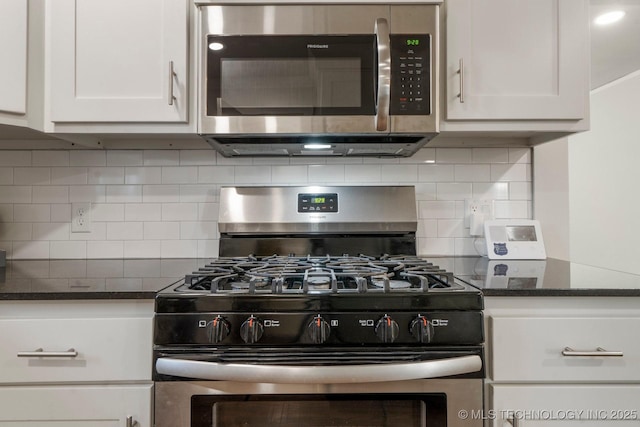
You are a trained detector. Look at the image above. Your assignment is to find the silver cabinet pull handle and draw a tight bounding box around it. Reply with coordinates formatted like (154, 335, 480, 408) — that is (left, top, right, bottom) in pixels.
(17, 348, 78, 358)
(169, 60, 177, 106)
(458, 58, 465, 103)
(562, 347, 623, 357)
(374, 17, 391, 131)
(126, 416, 138, 427)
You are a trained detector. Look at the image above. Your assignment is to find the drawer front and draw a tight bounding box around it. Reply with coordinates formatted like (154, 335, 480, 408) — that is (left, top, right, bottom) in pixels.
(0, 384, 152, 426)
(0, 317, 152, 383)
(490, 384, 640, 427)
(490, 317, 640, 382)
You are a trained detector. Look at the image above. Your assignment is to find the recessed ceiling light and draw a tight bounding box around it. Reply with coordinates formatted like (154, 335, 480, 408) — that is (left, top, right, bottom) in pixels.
(594, 10, 625, 26)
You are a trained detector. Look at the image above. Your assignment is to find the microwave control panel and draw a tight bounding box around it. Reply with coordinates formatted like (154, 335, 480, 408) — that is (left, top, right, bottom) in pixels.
(390, 34, 431, 115)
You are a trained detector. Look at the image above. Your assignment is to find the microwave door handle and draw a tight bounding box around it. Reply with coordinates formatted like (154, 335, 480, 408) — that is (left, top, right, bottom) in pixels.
(156, 354, 481, 383)
(375, 18, 391, 132)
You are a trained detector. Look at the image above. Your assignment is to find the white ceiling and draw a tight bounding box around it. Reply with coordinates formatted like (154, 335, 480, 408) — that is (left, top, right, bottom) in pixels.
(590, 0, 640, 88)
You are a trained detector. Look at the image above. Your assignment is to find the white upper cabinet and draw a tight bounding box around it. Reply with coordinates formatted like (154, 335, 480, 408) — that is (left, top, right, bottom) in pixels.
(48, 0, 188, 123)
(444, 0, 589, 125)
(0, 0, 28, 115)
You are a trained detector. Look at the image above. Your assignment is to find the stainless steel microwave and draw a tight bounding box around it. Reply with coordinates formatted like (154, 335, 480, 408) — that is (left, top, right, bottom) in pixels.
(195, 3, 440, 157)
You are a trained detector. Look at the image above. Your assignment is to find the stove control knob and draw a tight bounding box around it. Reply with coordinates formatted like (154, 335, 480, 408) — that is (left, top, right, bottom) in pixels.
(206, 316, 230, 344)
(410, 315, 434, 344)
(375, 314, 400, 343)
(240, 315, 264, 344)
(307, 315, 331, 344)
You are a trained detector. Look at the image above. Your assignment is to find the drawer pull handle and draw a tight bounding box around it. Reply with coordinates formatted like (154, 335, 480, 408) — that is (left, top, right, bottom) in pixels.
(17, 348, 78, 358)
(126, 416, 138, 427)
(562, 347, 623, 357)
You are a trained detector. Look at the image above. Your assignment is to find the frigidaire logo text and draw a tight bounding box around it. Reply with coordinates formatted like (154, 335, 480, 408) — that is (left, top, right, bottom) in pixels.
(307, 44, 329, 49)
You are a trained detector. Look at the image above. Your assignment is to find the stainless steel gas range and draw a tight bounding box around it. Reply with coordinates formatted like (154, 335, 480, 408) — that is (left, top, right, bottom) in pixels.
(153, 186, 484, 427)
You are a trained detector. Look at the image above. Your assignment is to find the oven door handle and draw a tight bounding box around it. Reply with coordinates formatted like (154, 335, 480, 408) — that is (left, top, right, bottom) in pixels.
(155, 354, 482, 383)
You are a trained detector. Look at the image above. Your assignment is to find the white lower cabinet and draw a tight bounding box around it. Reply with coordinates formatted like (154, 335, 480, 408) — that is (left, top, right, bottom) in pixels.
(0, 384, 152, 427)
(486, 297, 640, 427)
(0, 301, 154, 427)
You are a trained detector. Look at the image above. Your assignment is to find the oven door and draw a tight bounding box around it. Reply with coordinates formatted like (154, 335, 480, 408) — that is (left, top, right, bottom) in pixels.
(154, 347, 483, 427)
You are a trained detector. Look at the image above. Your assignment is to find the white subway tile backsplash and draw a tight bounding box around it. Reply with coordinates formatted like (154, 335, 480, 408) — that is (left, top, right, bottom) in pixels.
(0, 204, 14, 222)
(198, 203, 219, 221)
(162, 203, 198, 221)
(13, 241, 49, 259)
(162, 166, 198, 184)
(50, 241, 87, 259)
(125, 167, 162, 184)
(32, 223, 70, 241)
(14, 168, 50, 185)
(491, 164, 529, 182)
(143, 150, 179, 166)
(198, 166, 235, 184)
(272, 165, 308, 184)
(87, 241, 124, 258)
(472, 148, 509, 164)
(51, 167, 88, 185)
(436, 148, 472, 164)
(234, 166, 272, 184)
(107, 222, 144, 240)
(179, 150, 216, 165)
(509, 147, 532, 164)
(308, 165, 345, 183)
(0, 168, 13, 184)
(32, 186, 68, 203)
(0, 223, 32, 240)
(0, 151, 30, 167)
(417, 164, 454, 182)
(51, 204, 72, 222)
(106, 185, 142, 203)
(454, 164, 490, 182)
(494, 200, 529, 218)
(70, 151, 106, 167)
(344, 165, 380, 183)
(88, 167, 124, 184)
(125, 203, 162, 222)
(69, 185, 106, 203)
(0, 148, 533, 259)
(381, 164, 417, 182)
(124, 240, 162, 258)
(161, 240, 198, 258)
(144, 222, 180, 240)
(14, 204, 51, 222)
(33, 151, 69, 167)
(472, 182, 509, 200)
(107, 150, 143, 166)
(509, 182, 532, 200)
(436, 183, 472, 201)
(92, 203, 125, 222)
(418, 201, 456, 219)
(454, 238, 480, 256)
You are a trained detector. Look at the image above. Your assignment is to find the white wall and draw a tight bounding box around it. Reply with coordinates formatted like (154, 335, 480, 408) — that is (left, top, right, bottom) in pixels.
(568, 70, 640, 274)
(0, 145, 532, 259)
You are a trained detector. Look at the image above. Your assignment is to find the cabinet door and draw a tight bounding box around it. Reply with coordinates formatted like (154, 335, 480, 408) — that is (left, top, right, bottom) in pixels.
(446, 0, 587, 120)
(48, 0, 188, 123)
(491, 384, 640, 426)
(0, 385, 152, 427)
(0, 0, 27, 115)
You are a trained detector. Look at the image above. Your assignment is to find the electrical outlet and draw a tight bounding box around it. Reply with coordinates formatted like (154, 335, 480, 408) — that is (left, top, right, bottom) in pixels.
(71, 202, 92, 233)
(464, 199, 494, 236)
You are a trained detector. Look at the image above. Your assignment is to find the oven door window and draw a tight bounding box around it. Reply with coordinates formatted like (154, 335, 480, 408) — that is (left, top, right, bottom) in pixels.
(192, 394, 445, 427)
(206, 35, 376, 116)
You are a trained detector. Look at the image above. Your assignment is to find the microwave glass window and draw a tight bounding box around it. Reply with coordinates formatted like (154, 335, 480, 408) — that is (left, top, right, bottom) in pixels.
(211, 400, 426, 427)
(506, 226, 537, 242)
(220, 59, 362, 109)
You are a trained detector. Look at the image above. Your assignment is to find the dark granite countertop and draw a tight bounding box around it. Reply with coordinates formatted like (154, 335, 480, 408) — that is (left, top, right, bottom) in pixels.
(2, 257, 640, 300)
(0, 259, 207, 300)
(436, 256, 640, 296)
